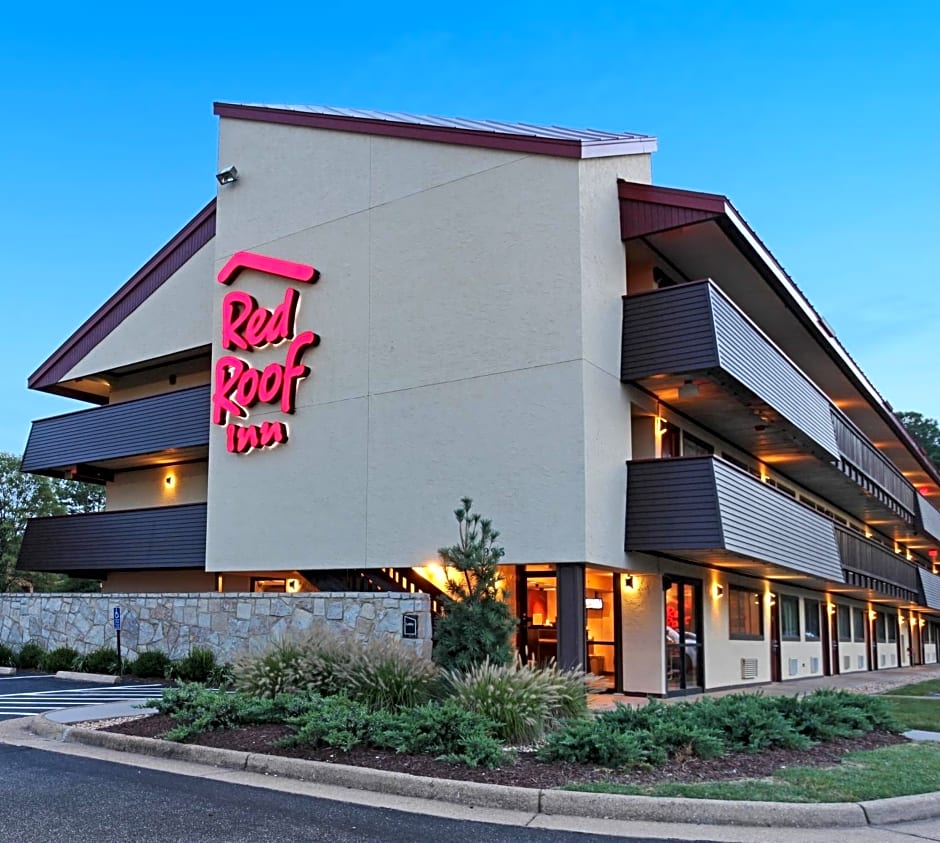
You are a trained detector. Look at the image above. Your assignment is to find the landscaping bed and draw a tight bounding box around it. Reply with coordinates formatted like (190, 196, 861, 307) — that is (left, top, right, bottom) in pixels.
(103, 713, 906, 791)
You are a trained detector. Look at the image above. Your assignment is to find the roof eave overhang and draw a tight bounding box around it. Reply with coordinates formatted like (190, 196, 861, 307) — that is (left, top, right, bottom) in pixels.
(214, 102, 658, 160)
(618, 179, 940, 490)
(28, 199, 217, 399)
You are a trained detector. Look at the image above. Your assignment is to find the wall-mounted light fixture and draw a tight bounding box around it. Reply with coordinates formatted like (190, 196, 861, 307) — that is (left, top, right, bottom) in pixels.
(623, 575, 635, 590)
(216, 165, 239, 185)
(286, 578, 301, 593)
(766, 594, 777, 607)
(165, 473, 175, 488)
(655, 417, 668, 436)
(678, 379, 700, 399)
(827, 603, 836, 616)
(713, 584, 724, 599)
(899, 616, 906, 625)
(869, 610, 877, 621)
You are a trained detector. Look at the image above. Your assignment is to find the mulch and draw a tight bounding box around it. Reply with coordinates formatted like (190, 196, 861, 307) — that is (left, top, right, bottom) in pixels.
(104, 714, 906, 790)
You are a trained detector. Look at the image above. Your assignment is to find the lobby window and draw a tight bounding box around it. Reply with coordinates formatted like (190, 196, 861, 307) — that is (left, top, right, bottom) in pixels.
(804, 599, 821, 641)
(837, 605, 852, 642)
(780, 595, 800, 641)
(852, 608, 866, 642)
(729, 587, 763, 640)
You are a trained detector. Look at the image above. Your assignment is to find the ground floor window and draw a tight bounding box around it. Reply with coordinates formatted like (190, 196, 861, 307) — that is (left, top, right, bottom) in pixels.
(728, 586, 763, 640)
(853, 607, 866, 642)
(877, 612, 897, 643)
(804, 599, 821, 641)
(780, 595, 800, 640)
(837, 604, 852, 642)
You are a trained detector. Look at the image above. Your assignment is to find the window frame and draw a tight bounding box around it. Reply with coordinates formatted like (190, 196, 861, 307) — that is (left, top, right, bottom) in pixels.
(779, 595, 801, 641)
(852, 607, 866, 642)
(728, 586, 764, 641)
(837, 604, 852, 642)
(804, 599, 821, 641)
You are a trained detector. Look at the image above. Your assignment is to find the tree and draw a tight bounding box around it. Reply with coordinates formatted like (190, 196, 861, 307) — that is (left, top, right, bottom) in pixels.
(0, 453, 105, 592)
(896, 412, 940, 471)
(433, 497, 517, 671)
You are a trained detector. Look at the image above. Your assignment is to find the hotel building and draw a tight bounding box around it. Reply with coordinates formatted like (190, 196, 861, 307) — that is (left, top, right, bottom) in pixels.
(17, 103, 940, 695)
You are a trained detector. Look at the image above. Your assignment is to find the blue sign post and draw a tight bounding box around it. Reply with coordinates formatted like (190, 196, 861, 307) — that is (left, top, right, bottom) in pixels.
(113, 607, 123, 675)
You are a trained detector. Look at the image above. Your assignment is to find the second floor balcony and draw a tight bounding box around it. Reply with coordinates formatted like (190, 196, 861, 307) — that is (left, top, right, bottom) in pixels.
(622, 281, 937, 546)
(21, 385, 209, 480)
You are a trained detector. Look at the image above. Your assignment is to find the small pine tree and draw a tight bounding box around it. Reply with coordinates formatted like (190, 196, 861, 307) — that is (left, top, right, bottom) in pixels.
(433, 497, 518, 671)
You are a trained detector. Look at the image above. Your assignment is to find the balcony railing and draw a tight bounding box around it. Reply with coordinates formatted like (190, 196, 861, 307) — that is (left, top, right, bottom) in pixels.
(16, 503, 207, 575)
(626, 456, 845, 583)
(21, 385, 209, 476)
(831, 412, 916, 516)
(916, 494, 940, 546)
(835, 527, 922, 602)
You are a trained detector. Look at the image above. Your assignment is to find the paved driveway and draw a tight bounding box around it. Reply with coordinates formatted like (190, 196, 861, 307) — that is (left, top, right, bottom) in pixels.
(0, 674, 162, 719)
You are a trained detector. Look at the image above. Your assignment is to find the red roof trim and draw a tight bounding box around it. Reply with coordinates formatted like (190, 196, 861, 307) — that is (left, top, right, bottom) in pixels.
(29, 200, 217, 393)
(617, 180, 727, 214)
(213, 102, 589, 159)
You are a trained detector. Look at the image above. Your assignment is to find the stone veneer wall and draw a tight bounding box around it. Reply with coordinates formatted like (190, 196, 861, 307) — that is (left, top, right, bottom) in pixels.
(0, 592, 431, 663)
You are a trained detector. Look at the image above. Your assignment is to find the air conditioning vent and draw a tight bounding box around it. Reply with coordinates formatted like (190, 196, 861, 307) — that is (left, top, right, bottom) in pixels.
(810, 657, 820, 673)
(843, 655, 851, 671)
(858, 655, 865, 669)
(741, 658, 759, 680)
(880, 653, 886, 667)
(788, 658, 799, 677)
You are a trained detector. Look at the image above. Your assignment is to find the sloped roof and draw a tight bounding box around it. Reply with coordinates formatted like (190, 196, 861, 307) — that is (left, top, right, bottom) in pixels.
(28, 200, 216, 398)
(213, 102, 658, 159)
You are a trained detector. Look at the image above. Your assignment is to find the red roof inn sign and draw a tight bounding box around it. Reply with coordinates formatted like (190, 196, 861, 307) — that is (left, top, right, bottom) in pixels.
(212, 251, 320, 455)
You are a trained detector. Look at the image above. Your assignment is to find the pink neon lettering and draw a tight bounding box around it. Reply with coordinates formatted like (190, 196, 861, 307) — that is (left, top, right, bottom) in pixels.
(226, 421, 289, 454)
(222, 287, 299, 352)
(217, 251, 319, 286)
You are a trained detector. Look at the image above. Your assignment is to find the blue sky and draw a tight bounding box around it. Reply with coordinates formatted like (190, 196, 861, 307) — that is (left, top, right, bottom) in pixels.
(1, 2, 938, 453)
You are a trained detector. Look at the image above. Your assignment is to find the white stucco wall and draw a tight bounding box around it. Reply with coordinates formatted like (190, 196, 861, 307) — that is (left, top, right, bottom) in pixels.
(207, 118, 652, 573)
(63, 241, 213, 382)
(106, 462, 208, 511)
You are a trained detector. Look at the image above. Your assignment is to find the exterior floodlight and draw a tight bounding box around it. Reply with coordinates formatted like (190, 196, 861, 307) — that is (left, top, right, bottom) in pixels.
(216, 165, 239, 185)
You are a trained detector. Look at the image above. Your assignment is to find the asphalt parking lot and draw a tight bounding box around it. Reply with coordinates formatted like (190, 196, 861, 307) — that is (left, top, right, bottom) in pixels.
(0, 674, 163, 719)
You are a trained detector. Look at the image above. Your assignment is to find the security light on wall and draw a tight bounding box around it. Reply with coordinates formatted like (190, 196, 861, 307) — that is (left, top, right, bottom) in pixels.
(216, 165, 239, 185)
(713, 585, 724, 599)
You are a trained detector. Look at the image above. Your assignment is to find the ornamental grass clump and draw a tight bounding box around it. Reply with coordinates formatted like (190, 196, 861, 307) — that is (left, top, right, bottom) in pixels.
(444, 657, 591, 744)
(234, 639, 307, 698)
(344, 636, 440, 711)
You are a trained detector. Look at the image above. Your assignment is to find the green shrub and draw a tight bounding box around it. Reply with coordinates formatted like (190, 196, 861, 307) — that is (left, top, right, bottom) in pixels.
(696, 694, 811, 752)
(40, 647, 81, 673)
(538, 718, 666, 768)
(130, 650, 172, 678)
(168, 647, 218, 683)
(15, 642, 45, 669)
(772, 690, 903, 740)
(344, 637, 439, 711)
(0, 643, 14, 667)
(433, 498, 517, 671)
(78, 647, 120, 675)
(369, 702, 506, 768)
(279, 695, 371, 752)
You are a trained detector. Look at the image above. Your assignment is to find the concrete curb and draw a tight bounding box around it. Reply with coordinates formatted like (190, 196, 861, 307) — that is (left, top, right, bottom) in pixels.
(0, 667, 16, 676)
(29, 715, 940, 829)
(54, 671, 121, 685)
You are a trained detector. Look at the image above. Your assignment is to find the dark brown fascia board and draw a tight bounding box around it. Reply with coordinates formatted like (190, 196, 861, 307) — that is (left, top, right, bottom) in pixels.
(618, 179, 940, 491)
(28, 200, 217, 395)
(213, 102, 588, 159)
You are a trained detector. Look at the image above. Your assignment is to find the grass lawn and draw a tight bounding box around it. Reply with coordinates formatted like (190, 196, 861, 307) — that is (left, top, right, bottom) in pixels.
(881, 697, 940, 731)
(883, 679, 940, 697)
(565, 743, 940, 802)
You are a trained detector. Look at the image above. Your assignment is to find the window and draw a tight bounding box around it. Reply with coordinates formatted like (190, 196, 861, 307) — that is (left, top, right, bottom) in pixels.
(837, 605, 852, 642)
(804, 599, 821, 641)
(780, 595, 800, 641)
(729, 587, 763, 639)
(853, 608, 866, 642)
(876, 612, 898, 643)
(682, 432, 713, 458)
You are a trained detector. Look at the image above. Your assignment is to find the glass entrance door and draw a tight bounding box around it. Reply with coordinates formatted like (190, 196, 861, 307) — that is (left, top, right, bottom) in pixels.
(665, 577, 702, 693)
(517, 569, 558, 667)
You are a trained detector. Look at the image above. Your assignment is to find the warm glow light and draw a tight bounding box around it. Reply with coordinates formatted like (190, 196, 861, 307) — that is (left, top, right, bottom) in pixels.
(713, 584, 725, 599)
(164, 472, 176, 489)
(827, 603, 836, 616)
(623, 574, 636, 591)
(919, 486, 931, 496)
(869, 610, 877, 621)
(655, 417, 668, 436)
